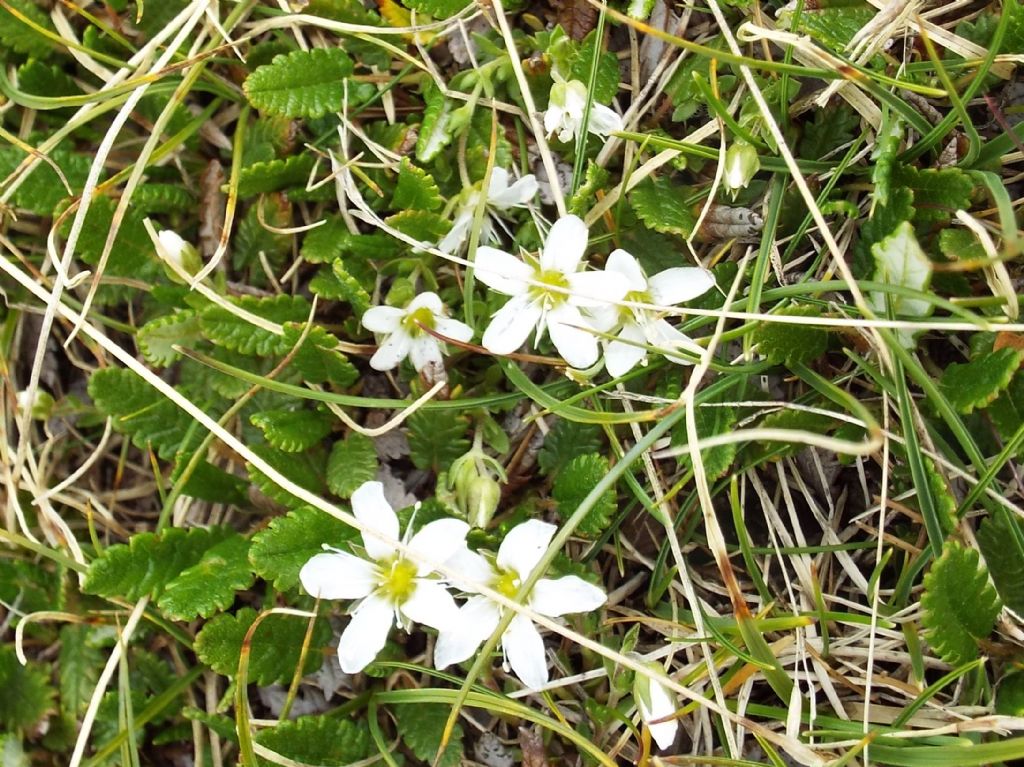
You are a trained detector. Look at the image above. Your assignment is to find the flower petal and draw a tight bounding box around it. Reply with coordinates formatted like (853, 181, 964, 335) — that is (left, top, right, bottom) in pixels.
(407, 518, 470, 576)
(400, 579, 460, 630)
(370, 331, 411, 371)
(502, 613, 548, 690)
(445, 548, 495, 593)
(434, 317, 474, 343)
(434, 594, 502, 669)
(438, 210, 473, 254)
(351, 481, 400, 561)
(337, 593, 394, 673)
(408, 291, 444, 314)
(299, 552, 378, 600)
(529, 575, 606, 617)
(482, 294, 542, 356)
(650, 318, 702, 363)
(497, 518, 556, 578)
(474, 247, 532, 295)
(566, 270, 629, 307)
(409, 336, 444, 373)
(648, 267, 715, 306)
(640, 677, 679, 751)
(547, 303, 600, 369)
(586, 103, 623, 136)
(605, 249, 648, 292)
(605, 322, 648, 378)
(540, 215, 588, 273)
(361, 306, 404, 334)
(489, 172, 538, 209)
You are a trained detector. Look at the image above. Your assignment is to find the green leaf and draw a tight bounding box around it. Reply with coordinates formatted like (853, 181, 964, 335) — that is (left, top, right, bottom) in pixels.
(87, 367, 200, 460)
(402, 0, 469, 17)
(244, 48, 355, 118)
(138, 311, 202, 366)
(249, 505, 356, 591)
(200, 294, 311, 356)
(751, 306, 829, 366)
(301, 217, 350, 263)
(940, 348, 1023, 415)
(58, 625, 101, 718)
(385, 209, 451, 243)
(0, 0, 54, 58)
(988, 370, 1024, 452)
(407, 409, 470, 472)
(0, 146, 90, 216)
(893, 164, 975, 230)
(569, 31, 620, 104)
(921, 541, 1001, 666)
(0, 734, 29, 767)
(157, 534, 255, 620)
(254, 715, 370, 767)
(788, 4, 876, 51)
(672, 399, 738, 480)
(416, 84, 456, 163)
(978, 511, 1024, 616)
(282, 323, 359, 388)
(798, 104, 861, 160)
(568, 161, 610, 217)
(327, 433, 378, 498)
(0, 646, 53, 733)
(395, 704, 464, 767)
(852, 186, 913, 279)
(176, 460, 250, 506)
(630, 177, 696, 238)
(195, 608, 330, 685)
(251, 408, 333, 452)
(16, 59, 77, 98)
(309, 260, 372, 315)
(130, 183, 196, 214)
(869, 221, 933, 328)
(552, 453, 617, 538)
(84, 527, 233, 601)
(391, 158, 442, 211)
(247, 444, 326, 508)
(236, 155, 316, 198)
(538, 419, 603, 476)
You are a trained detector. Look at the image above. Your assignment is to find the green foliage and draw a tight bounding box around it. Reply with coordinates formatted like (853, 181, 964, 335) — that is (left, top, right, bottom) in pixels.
(787, 4, 875, 51)
(199, 294, 312, 356)
(402, 0, 469, 17)
(798, 105, 861, 160)
(407, 409, 470, 472)
(0, 646, 53, 732)
(327, 433, 378, 498)
(0, 0, 54, 58)
(988, 370, 1024, 452)
(538, 420, 604, 476)
(251, 408, 333, 452)
(921, 541, 1001, 665)
(84, 526, 233, 601)
(254, 715, 370, 767)
(58, 625, 102, 718)
(673, 400, 738, 480)
(157, 534, 255, 620)
(0, 146, 90, 216)
(569, 31, 620, 104)
(940, 348, 1023, 415)
(195, 608, 330, 685)
(395, 704, 464, 767)
(244, 48, 355, 118)
(630, 177, 696, 238)
(416, 84, 457, 163)
(236, 156, 316, 198)
(869, 221, 933, 342)
(88, 367, 199, 460)
(249, 505, 357, 591)
(309, 260, 373, 314)
(752, 306, 829, 366)
(552, 453, 616, 538)
(391, 158, 443, 211)
(283, 323, 360, 387)
(977, 511, 1024, 616)
(247, 444, 327, 508)
(137, 311, 202, 366)
(386, 209, 451, 242)
(569, 162, 610, 216)
(893, 165, 975, 230)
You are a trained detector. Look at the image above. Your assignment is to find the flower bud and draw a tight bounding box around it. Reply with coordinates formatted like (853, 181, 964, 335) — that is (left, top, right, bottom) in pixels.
(16, 389, 54, 421)
(156, 230, 201, 283)
(466, 474, 501, 529)
(633, 661, 678, 751)
(723, 140, 760, 199)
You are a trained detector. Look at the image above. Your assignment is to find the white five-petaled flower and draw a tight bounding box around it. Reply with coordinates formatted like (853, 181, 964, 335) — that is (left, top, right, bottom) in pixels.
(591, 249, 715, 378)
(543, 74, 623, 144)
(434, 519, 606, 690)
(475, 215, 626, 369)
(634, 660, 679, 751)
(361, 292, 473, 373)
(437, 168, 539, 254)
(299, 481, 469, 674)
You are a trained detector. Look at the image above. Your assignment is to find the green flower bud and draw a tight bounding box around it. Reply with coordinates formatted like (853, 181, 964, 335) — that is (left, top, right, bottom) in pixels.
(723, 140, 760, 199)
(16, 389, 55, 421)
(466, 474, 501, 529)
(156, 230, 201, 283)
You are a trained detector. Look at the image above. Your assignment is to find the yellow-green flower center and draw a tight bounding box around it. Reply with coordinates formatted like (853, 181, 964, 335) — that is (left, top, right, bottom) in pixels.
(494, 568, 521, 599)
(621, 289, 651, 323)
(401, 306, 436, 336)
(380, 558, 418, 604)
(529, 269, 571, 308)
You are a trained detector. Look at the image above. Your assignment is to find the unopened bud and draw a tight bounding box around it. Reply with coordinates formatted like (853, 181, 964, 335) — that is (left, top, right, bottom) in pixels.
(633, 661, 678, 751)
(466, 475, 501, 529)
(723, 141, 760, 199)
(16, 389, 54, 420)
(156, 230, 201, 282)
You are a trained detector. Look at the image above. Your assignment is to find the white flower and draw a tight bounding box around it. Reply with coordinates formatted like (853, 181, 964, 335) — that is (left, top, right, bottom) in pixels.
(155, 229, 200, 279)
(361, 292, 473, 372)
(434, 519, 606, 690)
(438, 168, 538, 254)
(543, 74, 623, 144)
(723, 140, 760, 199)
(634, 661, 679, 751)
(299, 481, 469, 673)
(591, 249, 714, 377)
(475, 215, 626, 369)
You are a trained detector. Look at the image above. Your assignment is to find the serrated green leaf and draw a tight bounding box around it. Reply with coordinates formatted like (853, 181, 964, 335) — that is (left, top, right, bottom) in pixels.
(301, 217, 349, 263)
(247, 444, 326, 508)
(157, 534, 254, 620)
(630, 177, 695, 238)
(745, 409, 838, 463)
(893, 164, 974, 229)
(852, 186, 914, 279)
(538, 419, 604, 476)
(988, 371, 1024, 452)
(307, 0, 383, 24)
(569, 31, 620, 104)
(569, 161, 610, 216)
(251, 408, 333, 452)
(789, 5, 875, 51)
(921, 541, 1001, 665)
(58, 624, 102, 718)
(234, 200, 292, 272)
(752, 306, 829, 366)
(416, 84, 456, 163)
(138, 311, 202, 366)
(798, 104, 861, 160)
(200, 294, 311, 356)
(0, 646, 53, 733)
(391, 158, 442, 211)
(88, 367, 201, 460)
(282, 323, 359, 388)
(249, 506, 356, 591)
(176, 460, 250, 506)
(130, 183, 196, 214)
(402, 0, 469, 17)
(309, 260, 372, 314)
(255, 715, 370, 767)
(407, 409, 470, 472)
(237, 155, 316, 198)
(327, 433, 378, 498)
(869, 221, 933, 332)
(940, 348, 1023, 415)
(977, 511, 1024, 616)
(0, 0, 54, 58)
(386, 209, 451, 243)
(395, 704, 463, 767)
(673, 400, 738, 480)
(0, 146, 90, 216)
(244, 48, 354, 118)
(552, 453, 616, 538)
(84, 527, 232, 601)
(16, 59, 77, 98)
(195, 608, 331, 685)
